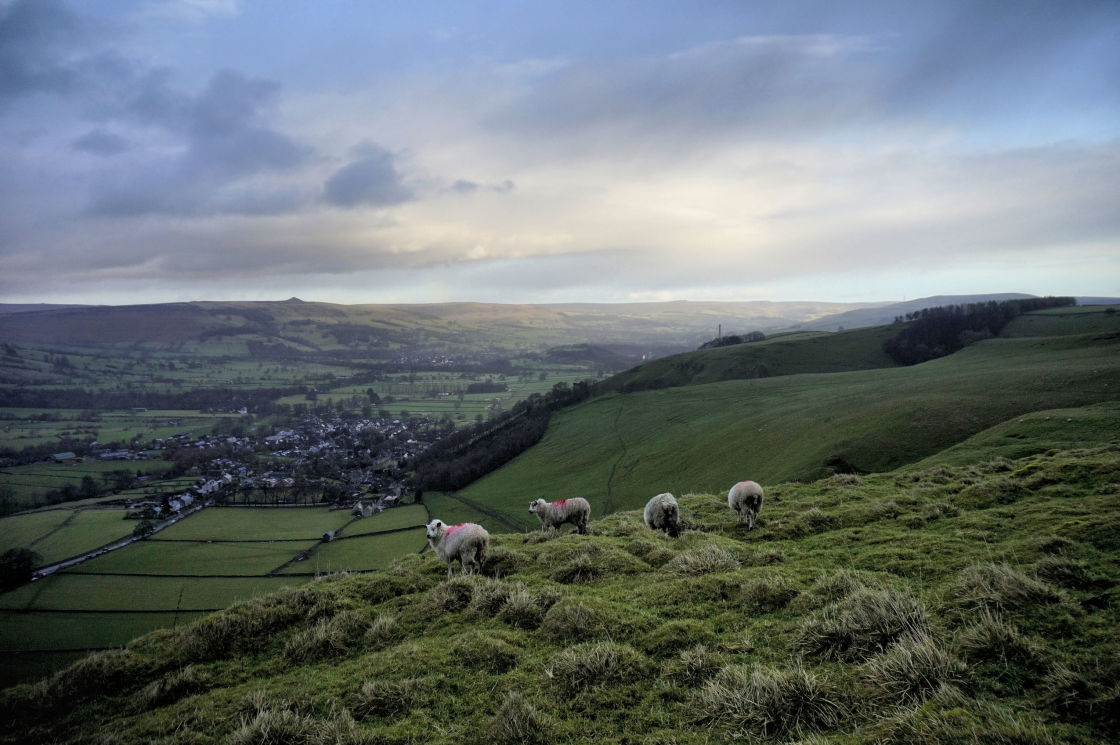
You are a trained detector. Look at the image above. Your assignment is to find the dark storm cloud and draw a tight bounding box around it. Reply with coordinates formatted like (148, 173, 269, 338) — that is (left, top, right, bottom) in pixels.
(323, 144, 413, 208)
(0, 0, 83, 101)
(72, 129, 131, 155)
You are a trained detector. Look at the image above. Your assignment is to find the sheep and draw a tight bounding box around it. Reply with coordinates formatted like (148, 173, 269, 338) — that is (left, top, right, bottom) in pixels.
(426, 519, 490, 579)
(643, 492, 680, 537)
(529, 497, 591, 535)
(727, 480, 764, 529)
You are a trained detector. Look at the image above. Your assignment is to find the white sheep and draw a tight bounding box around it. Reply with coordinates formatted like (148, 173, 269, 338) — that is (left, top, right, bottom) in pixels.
(727, 480, 764, 529)
(643, 492, 680, 537)
(528, 497, 591, 535)
(426, 519, 490, 579)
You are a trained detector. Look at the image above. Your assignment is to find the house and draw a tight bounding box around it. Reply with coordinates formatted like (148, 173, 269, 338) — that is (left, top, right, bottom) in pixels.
(51, 451, 77, 462)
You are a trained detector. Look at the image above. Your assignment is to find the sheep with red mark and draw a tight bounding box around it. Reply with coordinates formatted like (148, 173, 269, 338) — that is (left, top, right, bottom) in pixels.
(426, 519, 490, 579)
(728, 480, 764, 529)
(529, 497, 591, 535)
(644, 492, 680, 537)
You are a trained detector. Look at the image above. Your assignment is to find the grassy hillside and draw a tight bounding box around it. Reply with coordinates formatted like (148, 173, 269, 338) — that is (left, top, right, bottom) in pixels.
(3, 442, 1117, 744)
(598, 324, 900, 393)
(457, 331, 1120, 530)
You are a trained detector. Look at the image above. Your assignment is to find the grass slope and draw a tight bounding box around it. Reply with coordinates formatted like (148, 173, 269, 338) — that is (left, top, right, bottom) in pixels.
(3, 443, 1117, 744)
(599, 323, 900, 393)
(458, 332, 1120, 530)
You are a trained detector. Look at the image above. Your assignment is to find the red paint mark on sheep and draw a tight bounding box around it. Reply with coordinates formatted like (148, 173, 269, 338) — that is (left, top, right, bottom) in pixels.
(443, 523, 478, 537)
(553, 499, 568, 508)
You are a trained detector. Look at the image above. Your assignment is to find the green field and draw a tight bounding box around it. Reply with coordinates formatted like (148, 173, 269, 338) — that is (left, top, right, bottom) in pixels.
(156, 506, 353, 541)
(343, 504, 428, 536)
(459, 331, 1120, 530)
(0, 510, 70, 553)
(0, 459, 175, 509)
(283, 529, 428, 573)
(0, 610, 204, 653)
(27, 509, 133, 566)
(66, 539, 315, 576)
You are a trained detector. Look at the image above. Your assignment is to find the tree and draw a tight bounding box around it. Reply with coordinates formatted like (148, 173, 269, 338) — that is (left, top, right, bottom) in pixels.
(0, 548, 40, 589)
(132, 520, 156, 538)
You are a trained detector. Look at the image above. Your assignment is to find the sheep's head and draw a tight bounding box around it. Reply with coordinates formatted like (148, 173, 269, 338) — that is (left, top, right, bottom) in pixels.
(426, 519, 446, 539)
(528, 499, 547, 514)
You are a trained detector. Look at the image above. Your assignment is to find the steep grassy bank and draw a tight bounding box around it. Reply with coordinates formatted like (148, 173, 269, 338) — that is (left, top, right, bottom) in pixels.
(459, 332, 1120, 529)
(3, 443, 1117, 744)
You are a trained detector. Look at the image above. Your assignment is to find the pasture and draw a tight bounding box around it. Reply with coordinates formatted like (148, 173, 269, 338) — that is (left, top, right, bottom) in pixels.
(343, 503, 427, 535)
(284, 529, 427, 573)
(0, 458, 175, 510)
(156, 506, 353, 541)
(67, 539, 315, 576)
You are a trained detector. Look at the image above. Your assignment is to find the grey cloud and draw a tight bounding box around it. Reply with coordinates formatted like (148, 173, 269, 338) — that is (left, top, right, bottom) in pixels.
(324, 145, 413, 208)
(450, 178, 514, 194)
(451, 179, 478, 193)
(73, 129, 131, 155)
(0, 0, 83, 102)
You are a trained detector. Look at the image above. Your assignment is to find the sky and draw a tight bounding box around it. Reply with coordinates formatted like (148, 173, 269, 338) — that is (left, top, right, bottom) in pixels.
(0, 0, 1117, 306)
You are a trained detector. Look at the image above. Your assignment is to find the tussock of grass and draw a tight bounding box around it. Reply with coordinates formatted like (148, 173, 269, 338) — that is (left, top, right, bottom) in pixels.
(955, 609, 1043, 669)
(136, 665, 209, 711)
(693, 663, 840, 738)
(791, 569, 873, 612)
(495, 584, 559, 629)
(640, 619, 715, 657)
(547, 641, 647, 693)
(828, 473, 862, 487)
(663, 544, 740, 575)
(740, 574, 800, 612)
(450, 630, 521, 672)
(283, 609, 368, 662)
(230, 704, 373, 745)
(871, 500, 902, 520)
(625, 538, 676, 567)
(489, 691, 553, 745)
(1033, 534, 1075, 555)
(422, 575, 478, 614)
(1039, 663, 1093, 717)
(484, 546, 525, 578)
(862, 633, 968, 704)
(952, 563, 1064, 614)
(1033, 555, 1096, 589)
(362, 612, 400, 650)
(541, 601, 605, 641)
(662, 644, 725, 687)
(796, 587, 930, 661)
(46, 648, 146, 702)
(352, 677, 429, 720)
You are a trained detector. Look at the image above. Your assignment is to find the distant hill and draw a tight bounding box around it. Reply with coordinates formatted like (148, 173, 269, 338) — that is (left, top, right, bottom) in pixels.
(0, 304, 92, 315)
(0, 299, 874, 355)
(790, 293, 1037, 332)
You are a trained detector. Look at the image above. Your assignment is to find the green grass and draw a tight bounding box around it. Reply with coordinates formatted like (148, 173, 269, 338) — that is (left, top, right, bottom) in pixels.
(2, 442, 1116, 744)
(343, 504, 428, 536)
(0, 574, 307, 611)
(156, 507, 353, 541)
(458, 332, 1120, 530)
(28, 509, 133, 566)
(0, 610, 205, 652)
(282, 529, 427, 574)
(1003, 304, 1120, 338)
(66, 540, 315, 576)
(0, 460, 175, 508)
(0, 511, 70, 554)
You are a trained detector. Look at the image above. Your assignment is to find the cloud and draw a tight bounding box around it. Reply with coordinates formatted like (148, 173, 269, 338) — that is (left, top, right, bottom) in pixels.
(323, 144, 413, 208)
(450, 178, 514, 194)
(0, 0, 84, 102)
(72, 129, 131, 155)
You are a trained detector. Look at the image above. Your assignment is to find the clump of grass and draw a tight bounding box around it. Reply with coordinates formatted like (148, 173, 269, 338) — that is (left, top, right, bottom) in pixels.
(136, 665, 209, 711)
(552, 553, 599, 583)
(1039, 663, 1092, 717)
(451, 631, 521, 673)
(662, 644, 725, 687)
(468, 576, 516, 616)
(284, 609, 368, 663)
(829, 473, 862, 486)
(423, 575, 478, 614)
(867, 684, 1057, 745)
(351, 573, 424, 604)
(496, 584, 556, 629)
(871, 500, 902, 520)
(352, 678, 429, 720)
(740, 574, 800, 612)
(954, 476, 1025, 509)
(955, 609, 1043, 668)
(693, 663, 840, 738)
(229, 704, 372, 745)
(640, 620, 715, 658)
(482, 546, 524, 578)
(362, 613, 401, 651)
(664, 544, 740, 575)
(46, 648, 146, 701)
(862, 633, 968, 704)
(1033, 534, 1075, 555)
(547, 642, 647, 694)
(923, 502, 959, 521)
(792, 569, 872, 612)
(796, 587, 930, 661)
(743, 547, 786, 565)
(489, 691, 553, 745)
(626, 538, 675, 567)
(952, 563, 1064, 614)
(541, 601, 605, 641)
(1033, 556, 1095, 589)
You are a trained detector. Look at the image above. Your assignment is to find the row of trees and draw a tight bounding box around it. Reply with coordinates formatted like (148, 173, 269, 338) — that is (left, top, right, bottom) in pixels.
(412, 380, 592, 493)
(697, 331, 766, 350)
(882, 297, 1076, 365)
